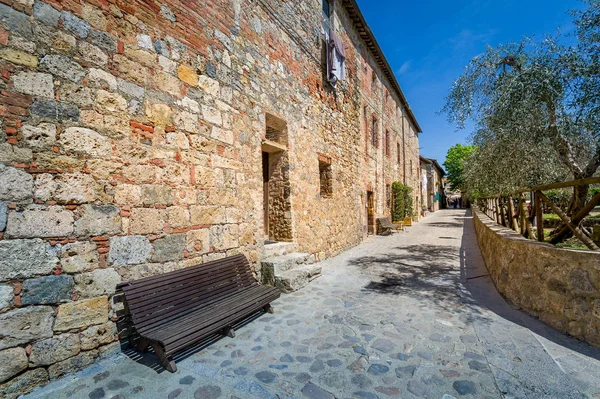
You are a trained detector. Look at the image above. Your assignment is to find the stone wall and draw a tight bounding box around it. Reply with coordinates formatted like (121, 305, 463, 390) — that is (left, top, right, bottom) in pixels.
(0, 0, 421, 393)
(473, 208, 600, 347)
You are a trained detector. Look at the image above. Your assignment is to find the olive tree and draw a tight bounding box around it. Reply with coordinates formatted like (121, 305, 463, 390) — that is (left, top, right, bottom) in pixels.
(442, 0, 600, 222)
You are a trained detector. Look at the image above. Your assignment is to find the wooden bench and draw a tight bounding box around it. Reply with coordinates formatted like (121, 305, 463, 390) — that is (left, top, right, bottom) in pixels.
(376, 217, 396, 235)
(119, 254, 280, 372)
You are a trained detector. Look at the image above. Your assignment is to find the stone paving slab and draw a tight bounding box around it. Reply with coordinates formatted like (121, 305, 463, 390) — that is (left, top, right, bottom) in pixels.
(23, 210, 600, 399)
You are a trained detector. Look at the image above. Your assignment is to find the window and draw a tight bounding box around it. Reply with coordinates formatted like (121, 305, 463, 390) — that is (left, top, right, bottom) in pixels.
(322, 0, 330, 19)
(371, 117, 378, 147)
(410, 159, 413, 175)
(397, 142, 401, 164)
(319, 155, 333, 198)
(385, 130, 390, 157)
(371, 70, 377, 92)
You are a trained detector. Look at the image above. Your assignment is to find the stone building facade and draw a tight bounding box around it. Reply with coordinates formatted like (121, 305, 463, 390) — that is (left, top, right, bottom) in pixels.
(420, 157, 444, 212)
(0, 0, 421, 393)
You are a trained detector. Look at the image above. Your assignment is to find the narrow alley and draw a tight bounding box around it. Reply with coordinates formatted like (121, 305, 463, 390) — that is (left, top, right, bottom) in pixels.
(24, 210, 600, 399)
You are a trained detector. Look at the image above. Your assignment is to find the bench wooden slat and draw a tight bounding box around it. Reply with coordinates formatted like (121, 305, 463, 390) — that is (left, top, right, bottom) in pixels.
(130, 280, 257, 330)
(149, 286, 279, 343)
(124, 266, 254, 312)
(166, 292, 279, 355)
(121, 255, 250, 295)
(121, 254, 280, 372)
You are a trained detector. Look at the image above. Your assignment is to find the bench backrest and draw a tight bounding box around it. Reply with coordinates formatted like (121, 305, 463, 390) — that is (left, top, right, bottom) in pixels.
(376, 217, 393, 226)
(120, 254, 257, 333)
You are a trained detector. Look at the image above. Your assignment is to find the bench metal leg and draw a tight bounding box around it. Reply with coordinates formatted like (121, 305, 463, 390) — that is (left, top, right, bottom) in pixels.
(148, 341, 177, 373)
(263, 304, 274, 314)
(222, 326, 235, 338)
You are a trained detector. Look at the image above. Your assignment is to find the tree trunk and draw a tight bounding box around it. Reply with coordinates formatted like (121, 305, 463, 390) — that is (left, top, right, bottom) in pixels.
(550, 183, 590, 244)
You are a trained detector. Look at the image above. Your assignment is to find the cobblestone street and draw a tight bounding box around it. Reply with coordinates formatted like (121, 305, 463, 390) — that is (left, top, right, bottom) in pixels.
(25, 210, 600, 399)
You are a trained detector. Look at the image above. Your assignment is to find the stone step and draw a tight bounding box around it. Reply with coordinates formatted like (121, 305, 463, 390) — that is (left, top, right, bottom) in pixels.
(261, 252, 313, 286)
(263, 241, 296, 259)
(275, 264, 322, 293)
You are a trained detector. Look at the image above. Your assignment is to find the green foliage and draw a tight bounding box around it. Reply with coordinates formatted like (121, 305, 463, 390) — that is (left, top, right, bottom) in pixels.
(442, 0, 600, 199)
(443, 144, 476, 192)
(589, 187, 600, 202)
(545, 189, 572, 208)
(392, 182, 413, 222)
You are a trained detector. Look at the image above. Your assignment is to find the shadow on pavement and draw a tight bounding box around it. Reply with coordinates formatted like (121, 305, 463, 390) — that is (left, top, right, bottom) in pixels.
(460, 209, 600, 362)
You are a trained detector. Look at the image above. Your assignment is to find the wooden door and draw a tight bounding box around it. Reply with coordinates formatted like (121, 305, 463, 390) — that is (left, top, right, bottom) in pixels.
(262, 152, 269, 240)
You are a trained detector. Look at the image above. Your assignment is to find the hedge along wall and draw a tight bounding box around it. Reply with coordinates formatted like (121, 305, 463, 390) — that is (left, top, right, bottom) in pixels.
(472, 208, 600, 347)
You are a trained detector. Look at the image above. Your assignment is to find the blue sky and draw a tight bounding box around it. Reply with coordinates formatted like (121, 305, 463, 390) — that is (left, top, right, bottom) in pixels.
(355, 0, 583, 168)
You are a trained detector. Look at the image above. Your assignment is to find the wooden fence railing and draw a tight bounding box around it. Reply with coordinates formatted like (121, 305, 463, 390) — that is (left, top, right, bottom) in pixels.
(476, 177, 600, 251)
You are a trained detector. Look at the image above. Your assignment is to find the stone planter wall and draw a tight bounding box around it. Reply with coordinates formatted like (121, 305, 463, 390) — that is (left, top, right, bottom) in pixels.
(473, 208, 600, 347)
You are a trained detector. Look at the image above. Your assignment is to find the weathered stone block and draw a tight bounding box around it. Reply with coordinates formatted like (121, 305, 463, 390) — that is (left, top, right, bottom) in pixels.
(145, 102, 172, 125)
(48, 349, 97, 380)
(75, 204, 121, 237)
(0, 4, 32, 38)
(74, 268, 121, 297)
(90, 29, 117, 52)
(122, 165, 156, 184)
(62, 251, 99, 274)
(6, 205, 74, 238)
(34, 173, 100, 204)
(21, 123, 57, 150)
(108, 235, 152, 266)
(33, 1, 60, 27)
(114, 184, 142, 205)
(0, 284, 12, 310)
(60, 10, 90, 38)
(117, 78, 144, 99)
(202, 105, 222, 125)
(129, 208, 166, 235)
(167, 206, 190, 228)
(190, 205, 227, 225)
(0, 238, 59, 280)
(159, 55, 176, 74)
(141, 185, 173, 205)
(154, 39, 169, 57)
(11, 72, 53, 97)
(87, 68, 117, 90)
(211, 127, 234, 145)
(117, 262, 176, 281)
(78, 41, 108, 66)
(95, 89, 127, 113)
(0, 164, 33, 202)
(151, 234, 186, 262)
(80, 322, 116, 351)
(178, 64, 198, 86)
(187, 229, 210, 254)
(59, 83, 95, 108)
(54, 296, 108, 332)
(160, 4, 176, 22)
(41, 54, 85, 82)
(0, 347, 27, 383)
(60, 127, 112, 157)
(0, 48, 37, 67)
(21, 275, 74, 305)
(29, 333, 80, 366)
(30, 99, 79, 121)
(0, 368, 48, 399)
(210, 224, 239, 251)
(198, 75, 220, 96)
(155, 72, 181, 96)
(0, 143, 33, 163)
(0, 306, 54, 349)
(82, 4, 106, 29)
